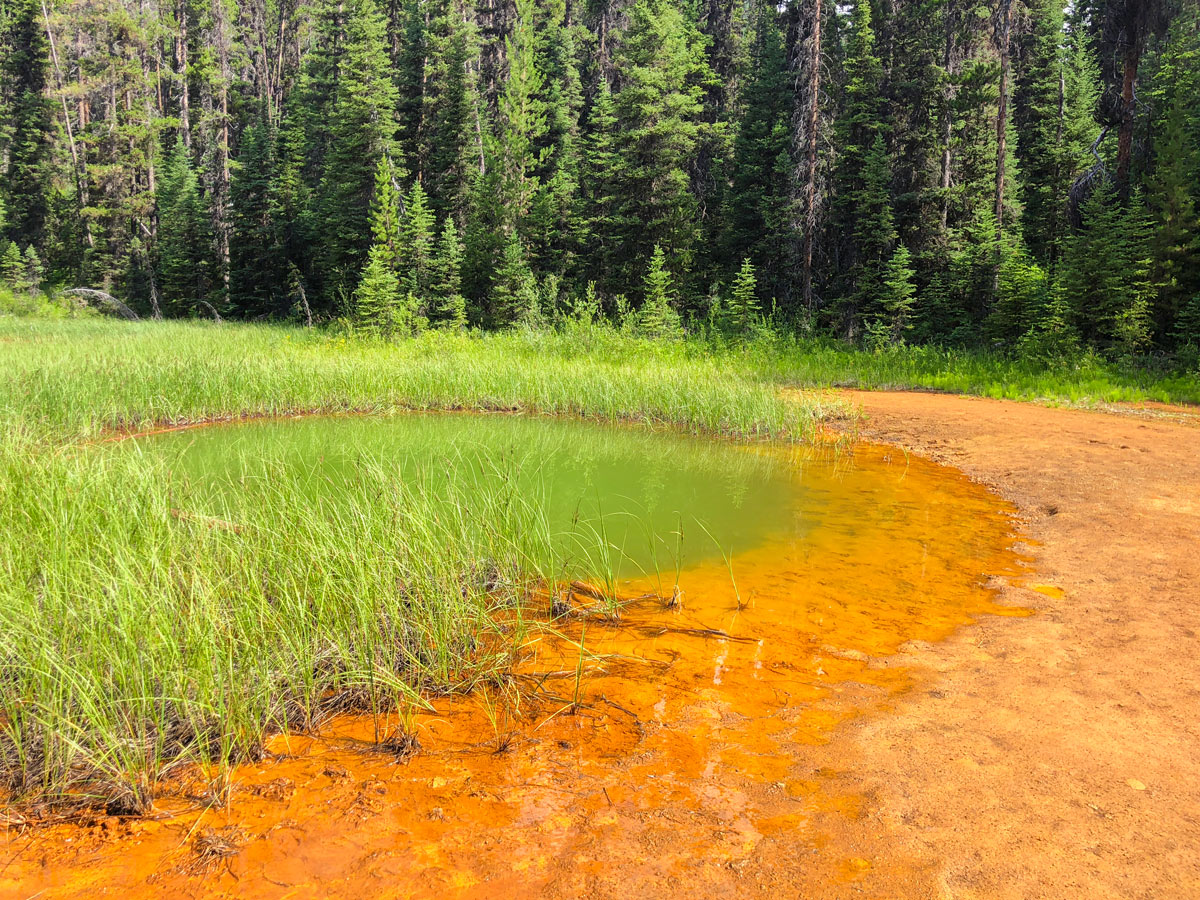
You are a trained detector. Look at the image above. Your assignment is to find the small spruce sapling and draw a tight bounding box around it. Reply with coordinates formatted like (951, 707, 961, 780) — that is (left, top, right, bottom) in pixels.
(432, 217, 468, 330)
(727, 257, 761, 336)
(354, 244, 402, 335)
(1, 243, 29, 292)
(637, 246, 683, 339)
(865, 244, 916, 351)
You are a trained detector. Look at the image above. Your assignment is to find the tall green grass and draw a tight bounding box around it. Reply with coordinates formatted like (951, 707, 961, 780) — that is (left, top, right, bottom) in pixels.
(0, 439, 576, 813)
(758, 338, 1200, 406)
(0, 318, 835, 816)
(0, 318, 836, 441)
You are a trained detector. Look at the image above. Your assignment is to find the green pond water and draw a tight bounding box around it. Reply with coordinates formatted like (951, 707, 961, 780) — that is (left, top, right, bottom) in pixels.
(127, 412, 819, 577)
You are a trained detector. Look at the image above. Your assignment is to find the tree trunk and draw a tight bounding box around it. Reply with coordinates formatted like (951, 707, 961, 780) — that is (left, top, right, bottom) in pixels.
(994, 0, 1013, 238)
(1116, 44, 1139, 195)
(212, 0, 233, 302)
(992, 0, 1014, 298)
(177, 0, 191, 148)
(939, 2, 956, 233)
(41, 0, 91, 246)
(800, 0, 822, 315)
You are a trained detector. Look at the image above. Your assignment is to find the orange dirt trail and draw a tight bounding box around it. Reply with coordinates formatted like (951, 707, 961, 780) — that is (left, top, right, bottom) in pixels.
(821, 390, 1200, 900)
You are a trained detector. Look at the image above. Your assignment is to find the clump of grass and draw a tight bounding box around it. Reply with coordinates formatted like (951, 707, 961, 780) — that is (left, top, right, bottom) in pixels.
(0, 435, 582, 815)
(187, 825, 245, 876)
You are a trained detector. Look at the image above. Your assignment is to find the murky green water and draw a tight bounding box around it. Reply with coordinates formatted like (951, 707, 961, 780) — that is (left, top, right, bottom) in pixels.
(128, 412, 817, 576)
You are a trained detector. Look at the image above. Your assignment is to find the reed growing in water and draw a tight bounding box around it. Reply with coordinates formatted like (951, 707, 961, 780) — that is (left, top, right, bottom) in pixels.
(0, 318, 834, 816)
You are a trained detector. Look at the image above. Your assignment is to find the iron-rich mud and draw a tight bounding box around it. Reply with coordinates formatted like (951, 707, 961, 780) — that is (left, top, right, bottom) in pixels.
(2, 439, 1024, 900)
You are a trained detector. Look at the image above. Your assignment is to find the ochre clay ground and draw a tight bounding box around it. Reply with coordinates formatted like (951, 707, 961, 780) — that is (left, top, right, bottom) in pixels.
(3, 393, 1198, 899)
(821, 391, 1200, 900)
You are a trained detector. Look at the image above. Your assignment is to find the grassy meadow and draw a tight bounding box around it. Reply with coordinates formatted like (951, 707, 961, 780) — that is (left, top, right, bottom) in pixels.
(0, 314, 1195, 818)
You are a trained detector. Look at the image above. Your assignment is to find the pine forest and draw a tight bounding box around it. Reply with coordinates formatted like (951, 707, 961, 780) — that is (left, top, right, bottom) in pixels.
(1, 0, 1198, 359)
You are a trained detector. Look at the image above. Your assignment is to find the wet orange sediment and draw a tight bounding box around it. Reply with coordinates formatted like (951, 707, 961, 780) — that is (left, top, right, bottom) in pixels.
(1, 444, 1029, 900)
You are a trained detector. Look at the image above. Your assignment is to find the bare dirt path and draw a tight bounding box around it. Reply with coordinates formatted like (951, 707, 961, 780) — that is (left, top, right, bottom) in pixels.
(825, 391, 1200, 900)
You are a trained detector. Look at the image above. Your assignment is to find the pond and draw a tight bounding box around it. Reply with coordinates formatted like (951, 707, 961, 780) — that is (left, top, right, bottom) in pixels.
(134, 411, 818, 579)
(6, 413, 1025, 900)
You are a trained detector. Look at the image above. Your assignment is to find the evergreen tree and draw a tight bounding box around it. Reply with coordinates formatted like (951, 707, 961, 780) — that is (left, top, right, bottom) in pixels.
(354, 243, 402, 334)
(272, 114, 314, 296)
(316, 0, 401, 306)
(576, 84, 623, 294)
(1145, 5, 1200, 345)
(991, 250, 1050, 343)
(231, 121, 286, 316)
(491, 234, 540, 327)
(369, 156, 404, 271)
(22, 244, 43, 294)
(830, 0, 894, 337)
(1, 242, 29, 291)
(638, 246, 683, 338)
(867, 244, 917, 349)
(727, 257, 760, 336)
(432, 216, 467, 329)
(400, 180, 436, 303)
(722, 0, 791, 303)
(1059, 183, 1154, 354)
(1175, 292, 1200, 350)
(1147, 86, 1200, 345)
(607, 0, 714, 297)
(422, 0, 483, 221)
(1018, 283, 1080, 362)
(1014, 0, 1067, 266)
(157, 137, 214, 315)
(496, 0, 547, 232)
(394, 0, 429, 172)
(523, 0, 583, 275)
(1057, 28, 1102, 231)
(1, 0, 51, 248)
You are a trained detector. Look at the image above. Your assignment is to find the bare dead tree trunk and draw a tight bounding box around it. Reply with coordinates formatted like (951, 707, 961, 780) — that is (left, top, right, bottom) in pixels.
(148, 266, 163, 319)
(1049, 57, 1065, 270)
(197, 299, 223, 322)
(992, 0, 1014, 297)
(177, 0, 191, 148)
(41, 0, 92, 248)
(994, 0, 1013, 239)
(800, 0, 822, 315)
(1116, 45, 1138, 195)
(61, 288, 140, 320)
(939, 2, 956, 233)
(212, 0, 233, 303)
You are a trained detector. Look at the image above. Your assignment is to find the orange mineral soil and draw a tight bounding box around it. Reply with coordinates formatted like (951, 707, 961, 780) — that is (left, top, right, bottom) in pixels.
(0, 444, 1026, 900)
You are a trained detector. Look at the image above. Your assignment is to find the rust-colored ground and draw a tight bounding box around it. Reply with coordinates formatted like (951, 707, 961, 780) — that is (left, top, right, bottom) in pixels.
(3, 392, 1198, 899)
(822, 391, 1200, 900)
